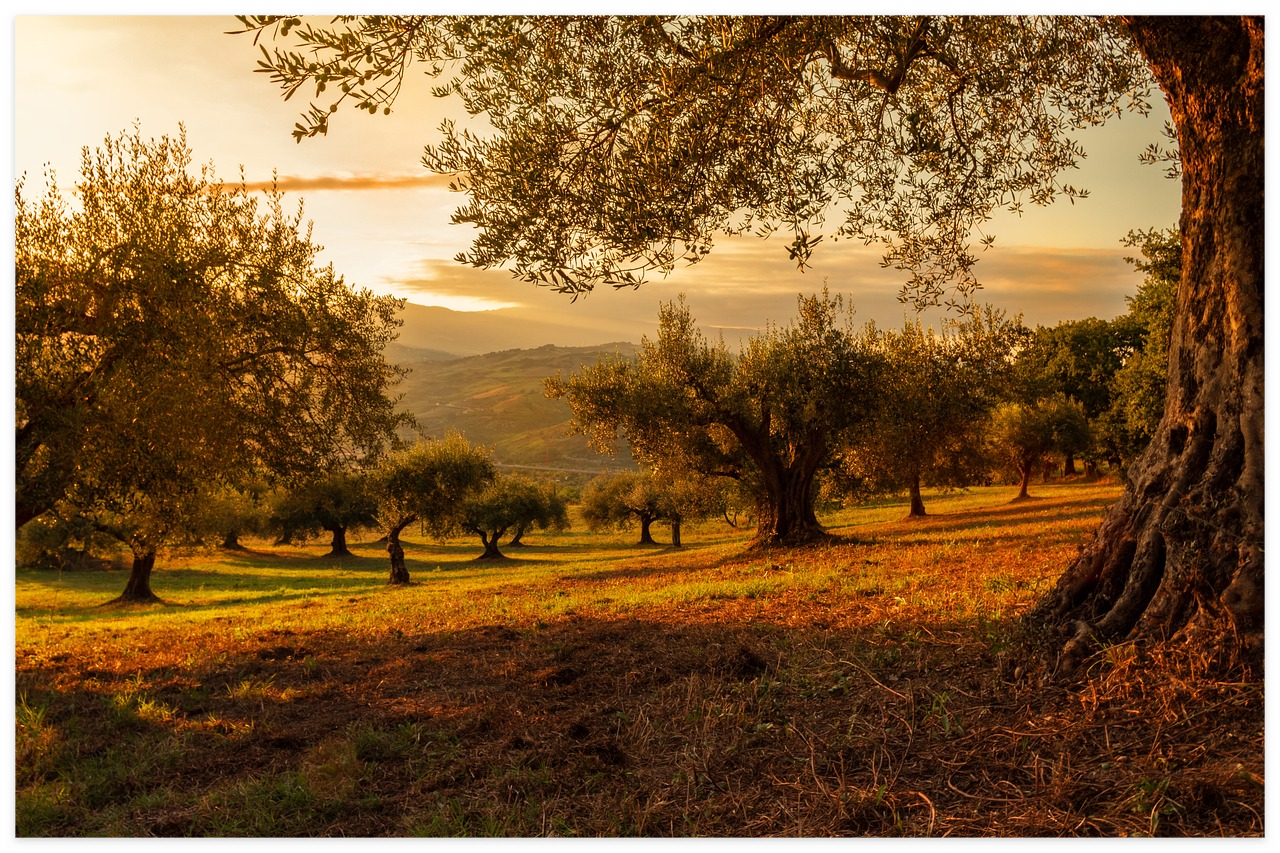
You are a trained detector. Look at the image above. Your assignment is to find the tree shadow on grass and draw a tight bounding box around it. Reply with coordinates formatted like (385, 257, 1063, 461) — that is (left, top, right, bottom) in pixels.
(14, 604, 1263, 838)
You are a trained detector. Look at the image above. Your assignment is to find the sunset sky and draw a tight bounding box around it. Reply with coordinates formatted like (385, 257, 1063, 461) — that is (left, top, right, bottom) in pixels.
(13, 13, 1184, 346)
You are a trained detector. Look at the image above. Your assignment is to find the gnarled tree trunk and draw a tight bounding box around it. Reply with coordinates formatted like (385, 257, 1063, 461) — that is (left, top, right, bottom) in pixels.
(1036, 17, 1264, 674)
(475, 528, 507, 560)
(752, 449, 826, 546)
(636, 512, 658, 545)
(113, 549, 160, 603)
(325, 524, 352, 557)
(386, 517, 414, 585)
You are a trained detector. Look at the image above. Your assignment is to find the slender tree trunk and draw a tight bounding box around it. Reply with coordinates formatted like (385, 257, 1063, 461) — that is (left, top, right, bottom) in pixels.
(1037, 17, 1264, 674)
(1063, 455, 1077, 477)
(670, 515, 683, 548)
(507, 525, 527, 547)
(386, 519, 413, 585)
(220, 530, 245, 551)
(1014, 462, 1033, 501)
(325, 524, 352, 557)
(906, 472, 927, 517)
(114, 549, 160, 603)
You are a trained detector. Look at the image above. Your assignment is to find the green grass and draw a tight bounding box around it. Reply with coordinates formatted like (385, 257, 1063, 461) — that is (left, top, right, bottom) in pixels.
(13, 480, 1266, 837)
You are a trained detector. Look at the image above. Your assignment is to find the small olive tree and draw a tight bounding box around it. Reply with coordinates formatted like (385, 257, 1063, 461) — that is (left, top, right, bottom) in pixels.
(837, 308, 1024, 516)
(372, 433, 494, 584)
(454, 474, 569, 560)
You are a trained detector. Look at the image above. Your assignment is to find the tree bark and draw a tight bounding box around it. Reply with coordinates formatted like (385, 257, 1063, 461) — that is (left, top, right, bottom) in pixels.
(507, 526, 527, 547)
(220, 531, 245, 551)
(752, 452, 826, 546)
(906, 472, 927, 517)
(477, 530, 505, 560)
(637, 514, 657, 545)
(386, 518, 413, 585)
(325, 524, 352, 557)
(1036, 17, 1264, 674)
(114, 549, 160, 603)
(670, 515, 683, 548)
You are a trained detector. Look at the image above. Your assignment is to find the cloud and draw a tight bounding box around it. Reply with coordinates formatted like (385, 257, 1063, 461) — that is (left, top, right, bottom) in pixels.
(378, 233, 1145, 349)
(241, 171, 460, 194)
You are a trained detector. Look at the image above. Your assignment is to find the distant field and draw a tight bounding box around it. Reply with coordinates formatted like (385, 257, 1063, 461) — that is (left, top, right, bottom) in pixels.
(14, 481, 1264, 837)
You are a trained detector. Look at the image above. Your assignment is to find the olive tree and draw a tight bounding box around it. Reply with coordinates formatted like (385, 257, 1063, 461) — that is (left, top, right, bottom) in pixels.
(15, 127, 411, 601)
(242, 15, 1264, 668)
(372, 433, 494, 584)
(454, 474, 569, 560)
(550, 292, 880, 546)
(269, 469, 380, 557)
(579, 470, 672, 547)
(989, 397, 1089, 502)
(839, 308, 1024, 516)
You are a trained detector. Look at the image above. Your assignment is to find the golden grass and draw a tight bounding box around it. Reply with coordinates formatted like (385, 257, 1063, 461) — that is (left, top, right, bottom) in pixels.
(14, 481, 1264, 837)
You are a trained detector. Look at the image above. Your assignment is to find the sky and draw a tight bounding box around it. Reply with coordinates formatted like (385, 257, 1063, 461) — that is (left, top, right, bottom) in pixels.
(11, 13, 1185, 347)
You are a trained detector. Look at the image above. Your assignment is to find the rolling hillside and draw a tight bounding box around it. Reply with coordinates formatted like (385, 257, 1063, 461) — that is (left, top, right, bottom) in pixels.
(392, 343, 640, 478)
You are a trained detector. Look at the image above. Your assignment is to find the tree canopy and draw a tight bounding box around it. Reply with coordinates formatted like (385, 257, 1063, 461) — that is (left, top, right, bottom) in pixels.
(239, 15, 1151, 305)
(371, 433, 495, 584)
(15, 127, 412, 600)
(550, 292, 879, 545)
(240, 15, 1264, 672)
(836, 308, 1024, 516)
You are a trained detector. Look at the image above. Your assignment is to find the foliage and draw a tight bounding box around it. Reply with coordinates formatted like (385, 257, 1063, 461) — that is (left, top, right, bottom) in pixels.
(14, 126, 412, 587)
(453, 474, 569, 559)
(15, 510, 121, 572)
(987, 396, 1089, 499)
(269, 469, 380, 556)
(238, 15, 1153, 304)
(549, 291, 880, 545)
(833, 307, 1025, 513)
(194, 481, 272, 550)
(371, 433, 495, 582)
(579, 470, 674, 546)
(1102, 227, 1179, 466)
(1013, 318, 1140, 419)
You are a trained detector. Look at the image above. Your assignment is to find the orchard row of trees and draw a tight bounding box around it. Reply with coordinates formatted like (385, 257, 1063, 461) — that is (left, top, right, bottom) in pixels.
(13, 128, 573, 597)
(549, 243, 1177, 548)
(12, 123, 1178, 598)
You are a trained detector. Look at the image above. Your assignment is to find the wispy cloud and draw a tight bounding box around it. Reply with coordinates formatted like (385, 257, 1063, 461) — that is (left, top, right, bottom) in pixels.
(242, 171, 459, 193)
(383, 235, 1144, 345)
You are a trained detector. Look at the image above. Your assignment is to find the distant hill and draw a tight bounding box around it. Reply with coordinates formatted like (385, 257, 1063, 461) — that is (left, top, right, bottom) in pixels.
(392, 343, 640, 478)
(385, 342, 458, 364)
(392, 300, 640, 357)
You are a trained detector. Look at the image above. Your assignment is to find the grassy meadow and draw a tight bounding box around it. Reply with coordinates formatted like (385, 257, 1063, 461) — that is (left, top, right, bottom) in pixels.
(14, 481, 1264, 837)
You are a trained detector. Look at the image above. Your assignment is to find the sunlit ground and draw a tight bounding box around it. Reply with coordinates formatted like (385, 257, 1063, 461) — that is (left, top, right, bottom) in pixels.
(15, 481, 1264, 837)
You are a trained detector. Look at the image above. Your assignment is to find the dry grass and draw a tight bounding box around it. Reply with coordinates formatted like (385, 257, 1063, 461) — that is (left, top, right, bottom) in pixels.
(14, 482, 1264, 836)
